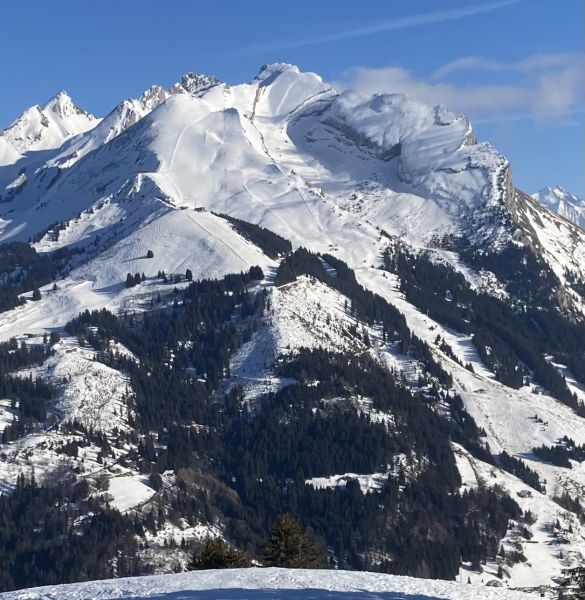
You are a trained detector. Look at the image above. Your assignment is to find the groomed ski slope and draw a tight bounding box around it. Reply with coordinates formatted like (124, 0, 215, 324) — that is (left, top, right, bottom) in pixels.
(0, 568, 535, 600)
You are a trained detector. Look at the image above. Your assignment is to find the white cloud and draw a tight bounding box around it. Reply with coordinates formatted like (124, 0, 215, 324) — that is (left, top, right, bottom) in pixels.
(430, 53, 580, 79)
(333, 53, 584, 122)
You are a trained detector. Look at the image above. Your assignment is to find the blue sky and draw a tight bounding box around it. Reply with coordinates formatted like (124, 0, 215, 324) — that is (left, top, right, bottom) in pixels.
(0, 0, 583, 195)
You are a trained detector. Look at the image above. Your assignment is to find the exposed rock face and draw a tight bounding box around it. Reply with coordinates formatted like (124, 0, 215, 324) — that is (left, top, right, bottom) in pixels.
(170, 72, 222, 96)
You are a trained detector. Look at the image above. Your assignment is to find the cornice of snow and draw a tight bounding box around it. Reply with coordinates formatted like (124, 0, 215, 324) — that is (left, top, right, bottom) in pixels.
(255, 62, 302, 80)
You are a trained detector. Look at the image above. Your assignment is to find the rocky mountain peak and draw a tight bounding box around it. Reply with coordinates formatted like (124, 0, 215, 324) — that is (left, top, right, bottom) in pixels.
(170, 72, 222, 96)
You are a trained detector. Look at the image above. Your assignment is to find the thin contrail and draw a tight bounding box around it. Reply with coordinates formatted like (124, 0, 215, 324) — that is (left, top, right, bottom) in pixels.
(236, 0, 521, 55)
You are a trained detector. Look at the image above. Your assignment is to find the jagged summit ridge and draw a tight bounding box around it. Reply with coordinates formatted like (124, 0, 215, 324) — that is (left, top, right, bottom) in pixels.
(171, 72, 222, 95)
(0, 90, 98, 165)
(42, 90, 92, 120)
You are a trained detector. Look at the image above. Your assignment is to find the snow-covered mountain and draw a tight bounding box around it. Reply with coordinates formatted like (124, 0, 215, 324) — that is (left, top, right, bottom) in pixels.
(0, 568, 533, 600)
(0, 63, 584, 595)
(1, 64, 583, 296)
(0, 91, 98, 166)
(532, 186, 585, 230)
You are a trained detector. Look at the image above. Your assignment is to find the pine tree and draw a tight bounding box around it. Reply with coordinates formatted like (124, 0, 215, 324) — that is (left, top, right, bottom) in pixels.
(559, 565, 585, 599)
(189, 537, 251, 570)
(263, 513, 326, 568)
(148, 472, 163, 492)
(32, 287, 41, 301)
(249, 265, 264, 281)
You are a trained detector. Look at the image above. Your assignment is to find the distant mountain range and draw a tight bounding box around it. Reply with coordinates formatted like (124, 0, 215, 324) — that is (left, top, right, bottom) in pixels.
(532, 185, 585, 230)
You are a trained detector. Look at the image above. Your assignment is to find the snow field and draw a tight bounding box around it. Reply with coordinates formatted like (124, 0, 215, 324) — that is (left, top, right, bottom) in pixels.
(0, 567, 537, 600)
(107, 474, 156, 513)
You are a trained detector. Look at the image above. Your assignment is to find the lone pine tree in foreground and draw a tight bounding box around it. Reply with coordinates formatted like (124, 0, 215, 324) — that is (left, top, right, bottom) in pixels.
(263, 513, 326, 568)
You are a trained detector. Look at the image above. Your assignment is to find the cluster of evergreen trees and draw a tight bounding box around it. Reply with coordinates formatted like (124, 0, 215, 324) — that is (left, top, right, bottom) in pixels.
(533, 438, 585, 469)
(125, 272, 145, 288)
(498, 452, 542, 491)
(190, 538, 252, 570)
(216, 213, 292, 259)
(383, 245, 585, 412)
(29, 217, 71, 244)
(559, 565, 585, 599)
(274, 247, 328, 286)
(0, 242, 75, 313)
(0, 475, 142, 591)
(190, 514, 325, 570)
(0, 339, 55, 443)
(553, 491, 583, 514)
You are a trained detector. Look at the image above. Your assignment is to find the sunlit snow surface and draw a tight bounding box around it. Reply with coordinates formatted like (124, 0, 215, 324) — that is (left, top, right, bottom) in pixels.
(107, 475, 155, 513)
(0, 568, 534, 600)
(0, 92, 98, 166)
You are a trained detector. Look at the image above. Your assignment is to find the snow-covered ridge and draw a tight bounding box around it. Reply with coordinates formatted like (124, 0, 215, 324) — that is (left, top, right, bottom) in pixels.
(0, 567, 534, 600)
(0, 70, 224, 173)
(45, 72, 224, 170)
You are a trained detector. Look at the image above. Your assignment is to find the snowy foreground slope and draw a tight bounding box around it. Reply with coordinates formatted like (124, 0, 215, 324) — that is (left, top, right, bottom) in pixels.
(0, 568, 534, 600)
